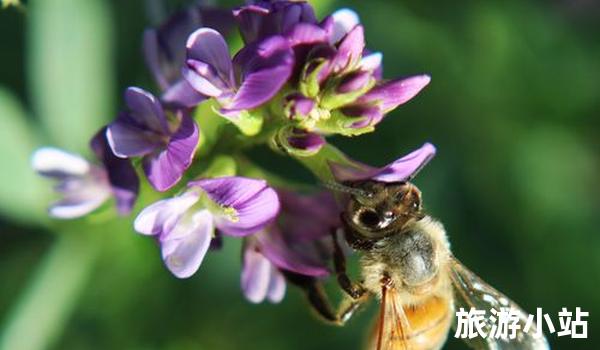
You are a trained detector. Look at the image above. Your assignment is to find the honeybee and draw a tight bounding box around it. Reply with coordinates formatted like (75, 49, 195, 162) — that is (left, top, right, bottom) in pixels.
(288, 180, 550, 350)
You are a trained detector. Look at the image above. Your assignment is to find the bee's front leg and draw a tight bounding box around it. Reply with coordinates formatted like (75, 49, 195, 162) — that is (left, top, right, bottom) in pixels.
(331, 229, 366, 299)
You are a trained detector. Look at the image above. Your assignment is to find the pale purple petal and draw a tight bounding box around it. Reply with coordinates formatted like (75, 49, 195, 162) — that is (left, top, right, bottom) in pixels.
(330, 8, 360, 44)
(331, 25, 364, 72)
(133, 190, 200, 236)
(266, 266, 286, 303)
(358, 75, 431, 112)
(241, 246, 271, 303)
(330, 143, 436, 183)
(360, 52, 382, 72)
(228, 36, 294, 111)
(186, 28, 234, 86)
(161, 78, 207, 108)
(91, 128, 139, 215)
(48, 194, 109, 219)
(190, 177, 280, 237)
(32, 147, 90, 178)
(161, 209, 214, 278)
(106, 117, 164, 158)
(182, 62, 227, 97)
(124, 87, 169, 134)
(143, 115, 199, 191)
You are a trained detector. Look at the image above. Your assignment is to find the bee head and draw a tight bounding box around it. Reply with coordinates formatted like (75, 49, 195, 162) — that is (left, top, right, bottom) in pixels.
(344, 181, 423, 239)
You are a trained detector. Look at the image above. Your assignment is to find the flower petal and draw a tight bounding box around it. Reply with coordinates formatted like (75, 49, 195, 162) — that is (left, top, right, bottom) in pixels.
(227, 36, 294, 111)
(330, 143, 436, 183)
(331, 24, 364, 72)
(48, 194, 109, 219)
(360, 51, 382, 72)
(124, 87, 170, 134)
(182, 62, 227, 97)
(266, 266, 286, 303)
(186, 28, 234, 87)
(31, 147, 90, 178)
(241, 246, 271, 303)
(134, 190, 200, 236)
(161, 209, 214, 279)
(286, 129, 325, 153)
(285, 23, 328, 47)
(91, 128, 139, 215)
(277, 190, 340, 243)
(161, 78, 207, 109)
(106, 117, 164, 158)
(233, 5, 269, 43)
(358, 75, 431, 113)
(190, 176, 280, 236)
(330, 8, 360, 44)
(256, 226, 330, 277)
(143, 115, 199, 191)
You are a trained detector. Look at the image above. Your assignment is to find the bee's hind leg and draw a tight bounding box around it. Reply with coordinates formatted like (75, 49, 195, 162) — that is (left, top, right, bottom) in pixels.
(283, 271, 369, 326)
(331, 229, 366, 300)
(282, 271, 338, 323)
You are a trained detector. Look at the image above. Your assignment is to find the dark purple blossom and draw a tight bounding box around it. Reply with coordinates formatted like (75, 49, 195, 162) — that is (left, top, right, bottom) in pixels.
(330, 142, 436, 183)
(241, 190, 339, 303)
(31, 135, 139, 218)
(143, 5, 234, 108)
(106, 87, 199, 192)
(134, 176, 279, 278)
(234, 0, 317, 44)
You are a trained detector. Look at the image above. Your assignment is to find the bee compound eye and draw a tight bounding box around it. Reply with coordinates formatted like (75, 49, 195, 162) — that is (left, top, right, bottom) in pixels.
(358, 209, 381, 228)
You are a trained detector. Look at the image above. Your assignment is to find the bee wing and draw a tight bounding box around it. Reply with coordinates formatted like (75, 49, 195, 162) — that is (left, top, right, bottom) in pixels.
(449, 256, 550, 350)
(370, 285, 412, 350)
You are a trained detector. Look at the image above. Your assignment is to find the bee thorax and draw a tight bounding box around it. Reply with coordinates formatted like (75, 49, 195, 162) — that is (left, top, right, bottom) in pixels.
(360, 219, 446, 298)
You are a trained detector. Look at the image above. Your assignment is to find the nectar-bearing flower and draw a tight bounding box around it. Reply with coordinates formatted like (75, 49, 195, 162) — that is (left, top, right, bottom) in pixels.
(134, 176, 279, 278)
(329, 142, 437, 183)
(106, 87, 200, 192)
(183, 28, 294, 134)
(143, 5, 234, 108)
(241, 189, 339, 303)
(31, 130, 139, 218)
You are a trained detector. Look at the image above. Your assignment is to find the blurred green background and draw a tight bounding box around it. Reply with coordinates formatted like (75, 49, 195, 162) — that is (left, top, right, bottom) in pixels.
(0, 0, 598, 349)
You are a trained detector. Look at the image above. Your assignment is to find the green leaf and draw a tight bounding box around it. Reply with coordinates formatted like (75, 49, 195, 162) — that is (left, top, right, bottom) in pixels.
(0, 87, 48, 224)
(28, 0, 114, 154)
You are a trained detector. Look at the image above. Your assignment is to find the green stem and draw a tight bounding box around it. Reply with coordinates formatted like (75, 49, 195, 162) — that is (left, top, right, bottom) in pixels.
(0, 231, 101, 350)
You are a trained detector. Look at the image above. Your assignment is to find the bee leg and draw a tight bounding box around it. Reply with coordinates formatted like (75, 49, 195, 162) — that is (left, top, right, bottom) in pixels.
(336, 293, 369, 325)
(332, 229, 366, 300)
(282, 271, 338, 324)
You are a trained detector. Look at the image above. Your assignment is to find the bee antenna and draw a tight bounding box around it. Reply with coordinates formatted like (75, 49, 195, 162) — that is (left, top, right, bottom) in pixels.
(322, 181, 370, 197)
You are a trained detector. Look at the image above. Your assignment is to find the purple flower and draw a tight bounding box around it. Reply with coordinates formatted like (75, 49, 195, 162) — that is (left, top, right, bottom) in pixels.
(241, 190, 339, 303)
(32, 135, 139, 218)
(106, 87, 199, 192)
(183, 28, 294, 116)
(234, 0, 317, 44)
(329, 142, 436, 183)
(134, 176, 280, 278)
(356, 75, 432, 113)
(143, 5, 234, 108)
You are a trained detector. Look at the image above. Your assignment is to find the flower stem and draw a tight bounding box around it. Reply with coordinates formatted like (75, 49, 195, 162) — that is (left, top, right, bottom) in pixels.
(0, 230, 101, 350)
